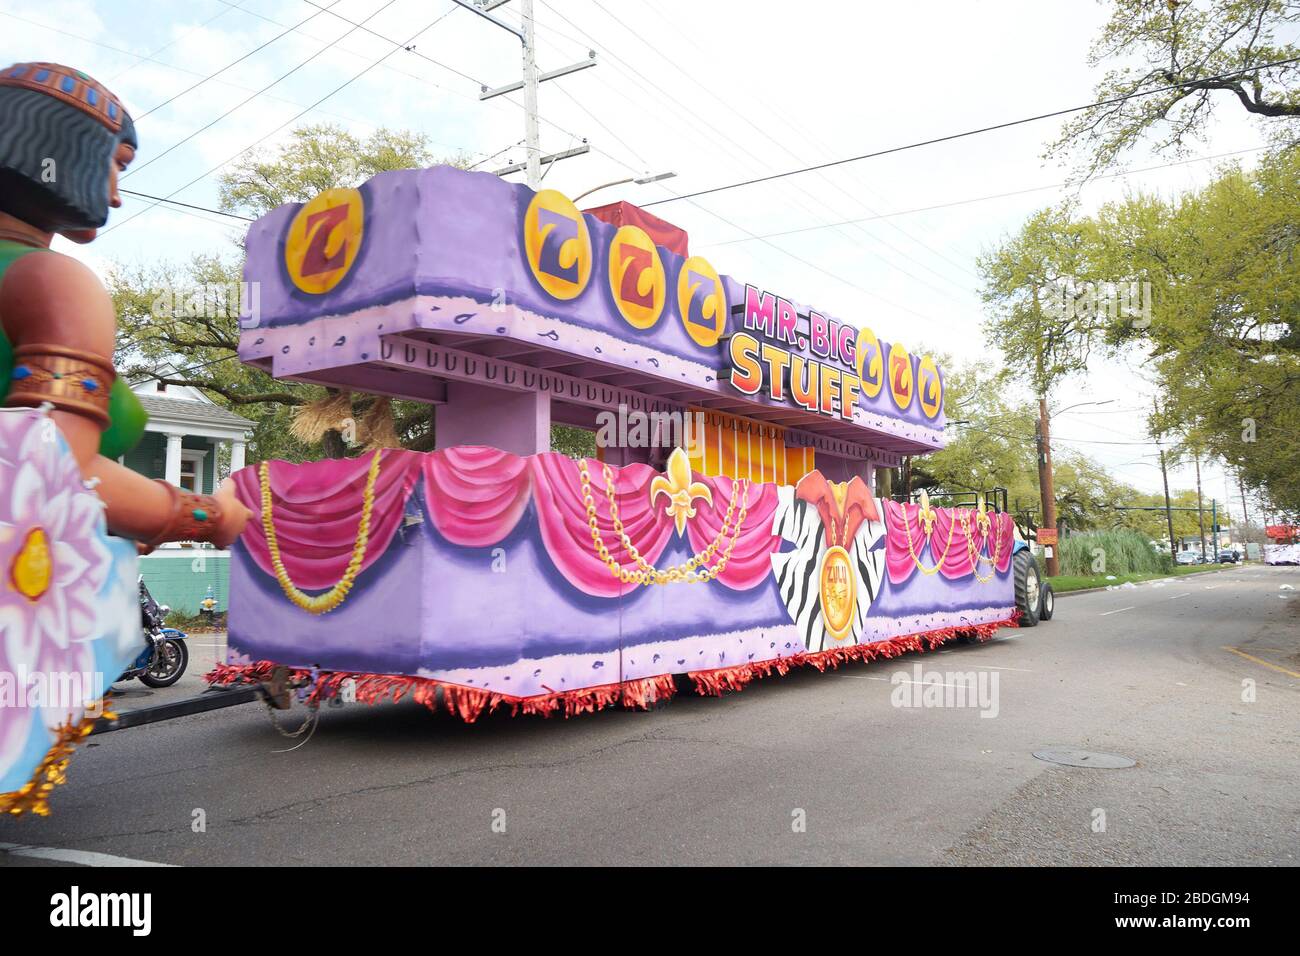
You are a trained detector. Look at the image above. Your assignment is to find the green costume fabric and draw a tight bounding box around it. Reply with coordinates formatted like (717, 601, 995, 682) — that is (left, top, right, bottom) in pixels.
(0, 239, 146, 459)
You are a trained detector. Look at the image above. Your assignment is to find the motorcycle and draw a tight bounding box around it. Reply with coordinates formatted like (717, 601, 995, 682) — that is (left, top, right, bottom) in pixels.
(119, 577, 190, 689)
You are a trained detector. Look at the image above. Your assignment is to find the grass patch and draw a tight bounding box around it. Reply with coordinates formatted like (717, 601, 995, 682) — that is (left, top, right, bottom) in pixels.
(1057, 529, 1173, 576)
(163, 610, 227, 632)
(1049, 563, 1237, 593)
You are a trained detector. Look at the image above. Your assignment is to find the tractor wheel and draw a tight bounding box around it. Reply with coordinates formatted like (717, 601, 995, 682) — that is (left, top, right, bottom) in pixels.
(1014, 549, 1041, 628)
(1038, 582, 1055, 621)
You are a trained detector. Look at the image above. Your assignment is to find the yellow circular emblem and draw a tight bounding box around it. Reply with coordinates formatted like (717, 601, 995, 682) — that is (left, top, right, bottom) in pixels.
(854, 325, 884, 399)
(918, 355, 943, 419)
(524, 189, 592, 301)
(676, 255, 727, 348)
(608, 225, 665, 330)
(888, 341, 914, 411)
(284, 187, 365, 295)
(819, 545, 856, 642)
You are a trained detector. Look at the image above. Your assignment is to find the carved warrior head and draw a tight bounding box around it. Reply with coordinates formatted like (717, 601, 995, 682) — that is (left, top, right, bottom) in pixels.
(0, 62, 138, 232)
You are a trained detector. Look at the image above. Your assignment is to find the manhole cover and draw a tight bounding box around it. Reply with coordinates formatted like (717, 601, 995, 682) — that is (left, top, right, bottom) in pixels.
(1032, 748, 1135, 769)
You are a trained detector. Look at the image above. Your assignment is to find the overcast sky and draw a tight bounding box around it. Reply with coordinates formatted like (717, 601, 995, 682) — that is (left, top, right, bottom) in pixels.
(1, 0, 1282, 514)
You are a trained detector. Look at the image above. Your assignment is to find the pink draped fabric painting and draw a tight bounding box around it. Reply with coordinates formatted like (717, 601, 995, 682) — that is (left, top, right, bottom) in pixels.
(233, 450, 422, 590)
(684, 475, 781, 592)
(421, 446, 532, 547)
(528, 455, 675, 598)
(882, 499, 1015, 585)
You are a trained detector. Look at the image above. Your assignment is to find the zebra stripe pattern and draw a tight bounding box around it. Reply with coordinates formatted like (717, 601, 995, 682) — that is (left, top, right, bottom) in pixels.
(770, 487, 887, 653)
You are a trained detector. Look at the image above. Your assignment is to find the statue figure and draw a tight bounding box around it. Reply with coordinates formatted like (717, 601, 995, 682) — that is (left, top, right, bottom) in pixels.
(0, 62, 251, 549)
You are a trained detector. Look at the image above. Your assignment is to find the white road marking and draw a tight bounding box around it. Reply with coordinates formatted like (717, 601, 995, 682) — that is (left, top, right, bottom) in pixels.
(844, 677, 983, 689)
(0, 842, 175, 867)
(1167, 592, 1192, 600)
(1100, 606, 1135, 616)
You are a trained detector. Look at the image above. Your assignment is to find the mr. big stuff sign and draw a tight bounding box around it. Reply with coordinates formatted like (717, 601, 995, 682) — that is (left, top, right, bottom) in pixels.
(726, 284, 943, 424)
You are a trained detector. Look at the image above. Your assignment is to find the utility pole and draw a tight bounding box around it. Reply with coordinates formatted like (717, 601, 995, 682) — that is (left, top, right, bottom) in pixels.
(1158, 445, 1177, 557)
(1035, 397, 1059, 576)
(1238, 470, 1250, 557)
(454, 0, 597, 188)
(1211, 499, 1219, 558)
(519, 0, 541, 186)
(1193, 451, 1206, 561)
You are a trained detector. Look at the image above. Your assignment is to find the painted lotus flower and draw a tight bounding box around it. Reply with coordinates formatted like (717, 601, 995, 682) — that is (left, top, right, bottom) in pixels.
(0, 410, 109, 779)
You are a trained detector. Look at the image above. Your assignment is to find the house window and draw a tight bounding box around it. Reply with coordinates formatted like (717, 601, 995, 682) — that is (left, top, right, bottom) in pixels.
(179, 457, 200, 494)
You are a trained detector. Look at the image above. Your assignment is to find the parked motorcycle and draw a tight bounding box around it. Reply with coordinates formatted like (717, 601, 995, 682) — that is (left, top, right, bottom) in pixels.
(119, 577, 190, 689)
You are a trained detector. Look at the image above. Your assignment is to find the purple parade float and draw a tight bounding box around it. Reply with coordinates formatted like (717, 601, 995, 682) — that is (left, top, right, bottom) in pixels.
(212, 165, 1037, 720)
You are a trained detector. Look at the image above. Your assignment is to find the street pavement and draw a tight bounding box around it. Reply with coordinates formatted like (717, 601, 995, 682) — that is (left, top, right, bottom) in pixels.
(1, 564, 1296, 866)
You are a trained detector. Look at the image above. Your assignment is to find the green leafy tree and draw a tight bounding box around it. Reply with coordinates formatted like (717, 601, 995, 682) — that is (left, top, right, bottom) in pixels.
(217, 124, 452, 215)
(113, 125, 469, 462)
(1093, 148, 1300, 510)
(1052, 0, 1300, 179)
(979, 204, 1108, 401)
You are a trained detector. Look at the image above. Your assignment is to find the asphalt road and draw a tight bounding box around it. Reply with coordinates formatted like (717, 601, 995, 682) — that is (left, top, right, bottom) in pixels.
(2, 564, 1296, 866)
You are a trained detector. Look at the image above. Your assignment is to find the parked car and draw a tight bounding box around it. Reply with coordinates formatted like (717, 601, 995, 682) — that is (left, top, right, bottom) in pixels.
(1217, 550, 1239, 563)
(1176, 550, 1199, 566)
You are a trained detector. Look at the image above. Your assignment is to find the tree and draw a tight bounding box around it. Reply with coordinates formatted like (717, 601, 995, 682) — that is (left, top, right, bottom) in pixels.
(1052, 0, 1300, 179)
(978, 205, 1112, 571)
(911, 353, 1142, 534)
(114, 125, 465, 462)
(1093, 148, 1300, 510)
(112, 254, 323, 464)
(217, 124, 450, 216)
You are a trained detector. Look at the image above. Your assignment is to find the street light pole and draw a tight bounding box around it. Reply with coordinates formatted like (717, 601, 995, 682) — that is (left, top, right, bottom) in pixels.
(572, 171, 676, 204)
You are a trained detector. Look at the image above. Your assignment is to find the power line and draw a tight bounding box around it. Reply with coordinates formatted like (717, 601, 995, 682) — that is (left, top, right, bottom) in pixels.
(641, 56, 1300, 209)
(533, 0, 977, 307)
(118, 189, 255, 222)
(0, 10, 401, 137)
(699, 145, 1271, 247)
(104, 10, 454, 235)
(585, 146, 952, 327)
(295, 0, 481, 85)
(107, 0, 245, 83)
(593, 0, 981, 285)
(133, 0, 346, 121)
(124, 0, 390, 180)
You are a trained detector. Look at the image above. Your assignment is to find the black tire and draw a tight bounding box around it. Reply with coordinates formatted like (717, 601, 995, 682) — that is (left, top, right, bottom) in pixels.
(1014, 549, 1041, 628)
(139, 639, 189, 688)
(1038, 582, 1055, 621)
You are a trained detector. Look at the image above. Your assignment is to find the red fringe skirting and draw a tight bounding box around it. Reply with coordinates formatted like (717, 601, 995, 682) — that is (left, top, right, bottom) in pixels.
(205, 614, 1018, 724)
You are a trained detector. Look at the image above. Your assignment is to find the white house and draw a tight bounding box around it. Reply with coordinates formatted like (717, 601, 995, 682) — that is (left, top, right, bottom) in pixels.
(125, 373, 254, 614)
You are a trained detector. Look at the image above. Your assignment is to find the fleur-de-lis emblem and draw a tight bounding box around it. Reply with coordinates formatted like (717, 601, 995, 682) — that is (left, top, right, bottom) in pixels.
(650, 447, 713, 535)
(975, 493, 992, 535)
(917, 489, 937, 537)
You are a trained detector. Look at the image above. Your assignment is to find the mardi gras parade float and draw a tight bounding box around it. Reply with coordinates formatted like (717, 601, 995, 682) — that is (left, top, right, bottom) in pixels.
(207, 163, 1050, 722)
(0, 64, 1052, 818)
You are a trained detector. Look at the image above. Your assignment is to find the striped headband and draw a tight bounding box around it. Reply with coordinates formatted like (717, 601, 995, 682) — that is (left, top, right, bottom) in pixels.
(0, 62, 126, 134)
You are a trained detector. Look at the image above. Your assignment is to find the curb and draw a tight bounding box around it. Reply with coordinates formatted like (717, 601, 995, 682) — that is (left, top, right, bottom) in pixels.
(1053, 564, 1241, 598)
